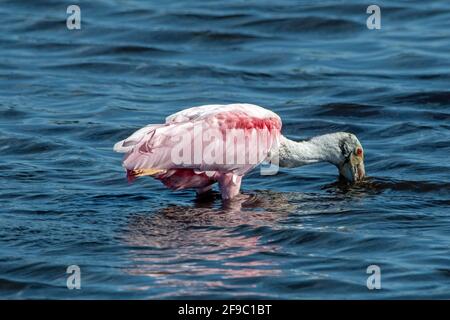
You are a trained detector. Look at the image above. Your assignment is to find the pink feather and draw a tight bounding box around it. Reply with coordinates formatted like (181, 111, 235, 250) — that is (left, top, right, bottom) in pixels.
(114, 104, 282, 199)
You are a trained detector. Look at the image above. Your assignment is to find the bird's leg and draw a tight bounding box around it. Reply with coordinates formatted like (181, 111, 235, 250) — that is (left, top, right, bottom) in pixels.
(196, 185, 213, 195)
(217, 173, 242, 200)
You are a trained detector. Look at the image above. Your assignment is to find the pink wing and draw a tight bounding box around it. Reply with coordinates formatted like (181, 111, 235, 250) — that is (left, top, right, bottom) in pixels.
(114, 104, 282, 190)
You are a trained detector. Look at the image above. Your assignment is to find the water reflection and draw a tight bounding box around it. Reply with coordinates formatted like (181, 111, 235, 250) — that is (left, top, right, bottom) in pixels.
(120, 179, 412, 296)
(122, 192, 297, 293)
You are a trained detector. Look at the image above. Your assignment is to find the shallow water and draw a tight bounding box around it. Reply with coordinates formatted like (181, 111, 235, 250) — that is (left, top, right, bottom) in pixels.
(1, 0, 449, 299)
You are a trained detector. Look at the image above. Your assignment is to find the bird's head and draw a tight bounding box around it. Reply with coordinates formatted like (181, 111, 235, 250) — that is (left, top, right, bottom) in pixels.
(335, 133, 365, 183)
(272, 132, 366, 183)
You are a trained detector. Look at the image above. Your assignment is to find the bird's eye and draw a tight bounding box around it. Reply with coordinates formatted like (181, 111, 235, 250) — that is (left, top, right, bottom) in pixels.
(356, 148, 363, 156)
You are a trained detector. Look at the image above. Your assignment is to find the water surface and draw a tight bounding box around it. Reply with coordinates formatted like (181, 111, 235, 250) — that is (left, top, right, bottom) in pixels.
(0, 0, 449, 299)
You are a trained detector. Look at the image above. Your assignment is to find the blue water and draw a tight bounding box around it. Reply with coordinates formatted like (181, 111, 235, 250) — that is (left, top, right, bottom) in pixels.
(1, 0, 449, 299)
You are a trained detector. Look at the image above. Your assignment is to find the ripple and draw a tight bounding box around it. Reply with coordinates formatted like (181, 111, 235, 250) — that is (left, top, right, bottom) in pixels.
(239, 16, 360, 34)
(0, 107, 28, 121)
(393, 91, 450, 106)
(315, 103, 384, 118)
(0, 134, 62, 155)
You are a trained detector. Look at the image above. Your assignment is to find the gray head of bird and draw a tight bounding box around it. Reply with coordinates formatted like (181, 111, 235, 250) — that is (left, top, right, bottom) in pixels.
(335, 133, 366, 183)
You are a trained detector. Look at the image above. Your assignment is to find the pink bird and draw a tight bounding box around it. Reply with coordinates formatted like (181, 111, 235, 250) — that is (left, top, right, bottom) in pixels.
(114, 103, 365, 200)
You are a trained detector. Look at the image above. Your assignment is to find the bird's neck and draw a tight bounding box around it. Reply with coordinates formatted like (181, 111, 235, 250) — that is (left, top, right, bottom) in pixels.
(276, 134, 342, 168)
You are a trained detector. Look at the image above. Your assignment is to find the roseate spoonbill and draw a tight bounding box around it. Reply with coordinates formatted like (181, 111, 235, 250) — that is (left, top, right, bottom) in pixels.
(114, 103, 365, 199)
